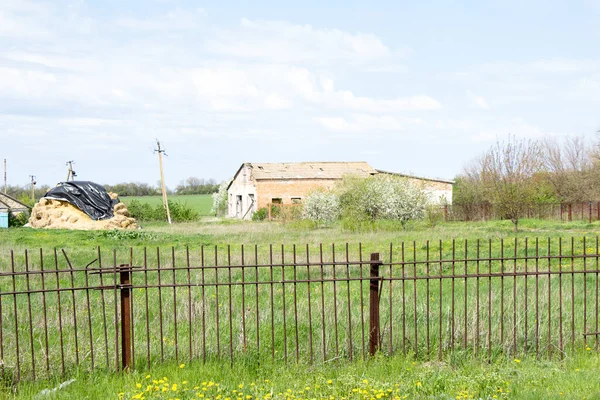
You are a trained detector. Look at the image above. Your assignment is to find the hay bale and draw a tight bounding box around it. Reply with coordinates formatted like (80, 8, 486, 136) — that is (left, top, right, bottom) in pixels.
(29, 195, 138, 231)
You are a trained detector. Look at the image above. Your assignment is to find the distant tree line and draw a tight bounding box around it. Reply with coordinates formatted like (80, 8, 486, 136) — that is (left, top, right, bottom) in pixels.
(174, 177, 219, 195)
(453, 134, 600, 231)
(4, 177, 219, 206)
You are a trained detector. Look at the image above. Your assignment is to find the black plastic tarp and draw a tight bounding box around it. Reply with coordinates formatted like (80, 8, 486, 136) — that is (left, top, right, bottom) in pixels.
(43, 181, 118, 221)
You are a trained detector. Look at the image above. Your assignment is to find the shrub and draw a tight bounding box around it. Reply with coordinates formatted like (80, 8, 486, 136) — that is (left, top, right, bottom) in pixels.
(251, 208, 268, 221)
(211, 181, 230, 216)
(8, 212, 29, 227)
(301, 191, 339, 225)
(127, 200, 199, 222)
(337, 175, 429, 225)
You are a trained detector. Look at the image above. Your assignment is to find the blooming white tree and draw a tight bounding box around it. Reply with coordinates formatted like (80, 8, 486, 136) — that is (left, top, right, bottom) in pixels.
(301, 191, 340, 225)
(211, 181, 230, 216)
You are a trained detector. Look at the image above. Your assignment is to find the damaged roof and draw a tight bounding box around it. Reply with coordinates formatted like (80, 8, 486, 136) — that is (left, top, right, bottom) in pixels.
(244, 162, 378, 180)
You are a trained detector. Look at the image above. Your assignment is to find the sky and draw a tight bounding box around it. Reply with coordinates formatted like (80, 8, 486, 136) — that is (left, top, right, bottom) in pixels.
(1, 0, 599, 188)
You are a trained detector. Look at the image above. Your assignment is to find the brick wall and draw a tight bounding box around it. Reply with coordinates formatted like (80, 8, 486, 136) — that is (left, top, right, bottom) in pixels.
(255, 179, 337, 209)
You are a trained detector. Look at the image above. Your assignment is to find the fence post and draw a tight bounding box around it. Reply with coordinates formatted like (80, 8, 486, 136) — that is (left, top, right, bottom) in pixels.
(369, 253, 381, 356)
(589, 202, 592, 224)
(120, 264, 132, 371)
(568, 203, 572, 222)
(443, 205, 448, 222)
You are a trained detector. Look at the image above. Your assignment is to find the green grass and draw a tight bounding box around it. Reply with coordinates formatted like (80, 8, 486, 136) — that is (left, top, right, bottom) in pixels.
(9, 353, 600, 399)
(121, 195, 214, 216)
(2, 219, 600, 398)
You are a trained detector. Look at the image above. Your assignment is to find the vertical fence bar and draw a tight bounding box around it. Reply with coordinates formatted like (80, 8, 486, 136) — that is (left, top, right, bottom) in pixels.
(524, 238, 529, 352)
(320, 244, 326, 362)
(513, 238, 518, 356)
(451, 239, 456, 354)
(402, 242, 407, 355)
(83, 250, 94, 371)
(269, 245, 275, 360)
(227, 245, 233, 365)
(332, 244, 339, 357)
(487, 239, 492, 362)
(66, 250, 80, 367)
(547, 238, 552, 357)
(281, 245, 287, 363)
(24, 250, 36, 379)
(293, 245, 299, 362)
(10, 251, 20, 381)
(346, 243, 353, 360)
(596, 236, 599, 351)
(97, 247, 109, 370)
(413, 242, 418, 355)
(241, 245, 247, 353)
(144, 248, 150, 369)
(583, 237, 588, 349)
(0, 254, 3, 379)
(201, 246, 206, 363)
(500, 239, 505, 348)
(535, 238, 540, 357)
(113, 250, 119, 371)
(172, 247, 179, 362)
(54, 249, 65, 375)
(438, 240, 443, 361)
(369, 253, 381, 356)
(120, 265, 132, 371)
(475, 240, 480, 356)
(255, 245, 260, 355)
(389, 243, 393, 355)
(559, 238, 564, 357)
(306, 244, 313, 363)
(156, 248, 164, 363)
(40, 249, 50, 375)
(214, 246, 220, 359)
(464, 240, 468, 350)
(571, 238, 575, 350)
(129, 249, 135, 370)
(426, 241, 430, 357)
(359, 244, 366, 358)
(186, 246, 192, 361)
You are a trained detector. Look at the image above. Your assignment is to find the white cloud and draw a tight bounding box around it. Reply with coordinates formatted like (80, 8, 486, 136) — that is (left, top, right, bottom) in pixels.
(206, 18, 403, 66)
(115, 8, 206, 32)
(316, 114, 423, 133)
(466, 90, 489, 110)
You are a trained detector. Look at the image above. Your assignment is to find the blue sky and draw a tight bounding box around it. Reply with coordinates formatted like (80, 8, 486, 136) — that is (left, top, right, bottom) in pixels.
(1, 0, 599, 187)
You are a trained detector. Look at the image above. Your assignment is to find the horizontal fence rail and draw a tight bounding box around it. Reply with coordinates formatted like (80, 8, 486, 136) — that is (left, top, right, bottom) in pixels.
(1, 238, 600, 381)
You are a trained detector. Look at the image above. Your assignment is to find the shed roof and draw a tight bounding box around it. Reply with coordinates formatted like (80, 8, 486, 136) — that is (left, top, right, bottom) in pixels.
(239, 162, 378, 181)
(0, 192, 30, 212)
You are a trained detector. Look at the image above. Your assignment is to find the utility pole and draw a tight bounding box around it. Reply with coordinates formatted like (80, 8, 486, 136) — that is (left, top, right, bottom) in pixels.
(65, 160, 77, 181)
(29, 175, 36, 202)
(3, 159, 6, 194)
(154, 140, 172, 224)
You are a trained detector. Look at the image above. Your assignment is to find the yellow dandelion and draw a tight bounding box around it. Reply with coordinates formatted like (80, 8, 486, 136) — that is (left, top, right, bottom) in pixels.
(179, 363, 186, 368)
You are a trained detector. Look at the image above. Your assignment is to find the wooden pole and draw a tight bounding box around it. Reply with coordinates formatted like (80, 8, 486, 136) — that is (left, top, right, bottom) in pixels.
(155, 140, 172, 224)
(29, 175, 36, 202)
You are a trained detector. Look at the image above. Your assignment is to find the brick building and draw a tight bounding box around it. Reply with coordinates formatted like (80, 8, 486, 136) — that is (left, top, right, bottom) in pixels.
(227, 162, 453, 219)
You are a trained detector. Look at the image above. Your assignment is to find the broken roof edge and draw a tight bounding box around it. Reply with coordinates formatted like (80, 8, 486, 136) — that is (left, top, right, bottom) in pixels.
(375, 169, 455, 185)
(0, 192, 31, 210)
(227, 161, 377, 189)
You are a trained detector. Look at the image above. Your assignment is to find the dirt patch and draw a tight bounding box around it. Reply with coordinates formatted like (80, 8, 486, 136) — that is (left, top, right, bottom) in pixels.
(29, 193, 138, 230)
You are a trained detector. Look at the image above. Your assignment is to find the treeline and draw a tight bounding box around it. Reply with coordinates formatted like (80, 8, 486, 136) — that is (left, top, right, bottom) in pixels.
(453, 135, 600, 230)
(3, 177, 219, 204)
(174, 177, 219, 195)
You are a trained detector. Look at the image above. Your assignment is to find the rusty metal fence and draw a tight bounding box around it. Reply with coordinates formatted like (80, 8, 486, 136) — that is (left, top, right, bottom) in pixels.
(1, 238, 600, 381)
(445, 202, 600, 222)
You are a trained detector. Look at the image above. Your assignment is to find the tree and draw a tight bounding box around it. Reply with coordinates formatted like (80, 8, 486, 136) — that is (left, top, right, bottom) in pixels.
(479, 137, 544, 232)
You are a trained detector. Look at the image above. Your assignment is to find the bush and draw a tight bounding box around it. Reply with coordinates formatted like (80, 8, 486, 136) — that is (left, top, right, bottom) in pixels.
(127, 200, 199, 222)
(301, 191, 339, 225)
(338, 175, 429, 225)
(211, 181, 230, 216)
(252, 208, 268, 221)
(8, 212, 29, 227)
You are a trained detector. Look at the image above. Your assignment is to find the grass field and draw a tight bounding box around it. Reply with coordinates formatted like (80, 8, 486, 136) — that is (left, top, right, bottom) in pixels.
(121, 195, 214, 216)
(2, 219, 600, 398)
